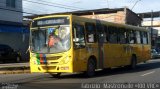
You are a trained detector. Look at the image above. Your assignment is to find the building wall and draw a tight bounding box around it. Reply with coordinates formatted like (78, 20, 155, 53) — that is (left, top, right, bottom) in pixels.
(0, 30, 29, 61)
(126, 9, 141, 26)
(114, 11, 126, 24)
(80, 11, 126, 24)
(0, 0, 29, 61)
(0, 0, 23, 23)
(81, 11, 125, 24)
(78, 9, 141, 26)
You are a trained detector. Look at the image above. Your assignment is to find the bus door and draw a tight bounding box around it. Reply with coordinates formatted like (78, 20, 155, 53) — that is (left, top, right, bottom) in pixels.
(97, 33, 105, 69)
(141, 31, 149, 61)
(121, 29, 135, 66)
(96, 20, 104, 69)
(117, 29, 128, 66)
(73, 23, 87, 71)
(107, 27, 122, 67)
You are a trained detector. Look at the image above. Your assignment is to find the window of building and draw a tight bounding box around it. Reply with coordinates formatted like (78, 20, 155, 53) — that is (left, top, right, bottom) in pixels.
(85, 23, 97, 43)
(6, 0, 16, 8)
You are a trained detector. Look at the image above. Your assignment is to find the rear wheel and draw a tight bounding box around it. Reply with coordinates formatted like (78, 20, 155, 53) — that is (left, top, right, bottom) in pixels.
(130, 55, 137, 69)
(86, 59, 96, 77)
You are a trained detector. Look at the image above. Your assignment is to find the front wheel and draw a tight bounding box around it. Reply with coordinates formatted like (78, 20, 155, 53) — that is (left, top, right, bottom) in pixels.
(86, 59, 96, 77)
(50, 73, 61, 78)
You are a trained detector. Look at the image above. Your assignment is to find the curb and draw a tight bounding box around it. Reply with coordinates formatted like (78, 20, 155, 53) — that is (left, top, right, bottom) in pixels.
(0, 66, 30, 74)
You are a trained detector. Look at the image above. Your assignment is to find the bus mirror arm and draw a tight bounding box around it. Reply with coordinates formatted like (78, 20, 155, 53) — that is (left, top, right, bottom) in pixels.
(26, 46, 30, 54)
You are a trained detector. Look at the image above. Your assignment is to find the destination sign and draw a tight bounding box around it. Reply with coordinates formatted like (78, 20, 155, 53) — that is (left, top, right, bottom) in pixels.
(32, 17, 69, 27)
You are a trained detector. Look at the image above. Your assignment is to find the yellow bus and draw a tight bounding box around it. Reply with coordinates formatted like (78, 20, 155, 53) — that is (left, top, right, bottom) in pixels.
(29, 15, 151, 77)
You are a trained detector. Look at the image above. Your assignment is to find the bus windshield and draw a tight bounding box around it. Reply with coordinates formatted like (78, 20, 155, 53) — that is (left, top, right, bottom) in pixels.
(31, 26, 70, 53)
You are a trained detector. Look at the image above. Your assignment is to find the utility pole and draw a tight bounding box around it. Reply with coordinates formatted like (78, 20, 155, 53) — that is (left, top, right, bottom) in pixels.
(151, 10, 154, 47)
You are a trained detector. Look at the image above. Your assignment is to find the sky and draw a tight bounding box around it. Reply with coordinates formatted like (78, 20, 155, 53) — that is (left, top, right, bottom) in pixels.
(23, 0, 160, 16)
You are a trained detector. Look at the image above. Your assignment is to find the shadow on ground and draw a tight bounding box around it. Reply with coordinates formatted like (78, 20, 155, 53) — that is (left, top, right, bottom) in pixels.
(49, 60, 160, 79)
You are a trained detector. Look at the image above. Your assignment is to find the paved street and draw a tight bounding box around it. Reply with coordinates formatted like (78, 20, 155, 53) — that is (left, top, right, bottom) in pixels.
(0, 59, 160, 89)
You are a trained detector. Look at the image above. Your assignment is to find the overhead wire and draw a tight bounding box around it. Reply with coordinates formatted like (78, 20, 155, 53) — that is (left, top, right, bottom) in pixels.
(23, 2, 59, 14)
(32, 0, 85, 10)
(23, 0, 81, 11)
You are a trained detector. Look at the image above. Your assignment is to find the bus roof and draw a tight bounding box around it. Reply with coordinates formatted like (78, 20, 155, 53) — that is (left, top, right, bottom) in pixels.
(31, 14, 148, 32)
(72, 15, 148, 32)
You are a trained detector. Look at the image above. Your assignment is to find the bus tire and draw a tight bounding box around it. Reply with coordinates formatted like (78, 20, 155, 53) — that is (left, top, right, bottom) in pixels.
(50, 73, 61, 78)
(86, 58, 96, 77)
(130, 55, 137, 69)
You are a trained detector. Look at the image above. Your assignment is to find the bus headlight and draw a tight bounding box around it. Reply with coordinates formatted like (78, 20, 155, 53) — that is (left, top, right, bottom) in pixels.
(64, 56, 70, 64)
(59, 56, 70, 64)
(31, 58, 38, 65)
(33, 59, 38, 65)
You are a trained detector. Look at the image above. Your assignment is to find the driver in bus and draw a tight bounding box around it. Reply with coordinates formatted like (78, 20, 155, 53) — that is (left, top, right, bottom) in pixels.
(48, 28, 60, 47)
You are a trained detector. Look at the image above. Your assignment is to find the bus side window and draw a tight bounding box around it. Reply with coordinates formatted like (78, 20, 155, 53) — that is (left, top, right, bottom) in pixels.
(147, 32, 149, 44)
(108, 26, 118, 43)
(140, 31, 143, 44)
(97, 24, 105, 43)
(125, 29, 130, 44)
(104, 26, 109, 42)
(136, 31, 141, 44)
(85, 23, 96, 43)
(142, 32, 148, 44)
(129, 30, 136, 44)
(73, 24, 85, 49)
(119, 28, 126, 44)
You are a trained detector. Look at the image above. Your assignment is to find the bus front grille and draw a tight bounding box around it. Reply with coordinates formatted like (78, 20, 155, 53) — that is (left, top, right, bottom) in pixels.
(47, 56, 62, 60)
(41, 66, 57, 70)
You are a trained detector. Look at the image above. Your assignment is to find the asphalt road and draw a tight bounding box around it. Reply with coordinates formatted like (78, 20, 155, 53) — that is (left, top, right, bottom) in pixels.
(1, 59, 160, 89)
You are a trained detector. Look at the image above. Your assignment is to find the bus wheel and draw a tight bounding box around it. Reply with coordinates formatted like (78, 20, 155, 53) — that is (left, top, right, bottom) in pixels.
(130, 55, 137, 69)
(86, 59, 96, 77)
(50, 73, 61, 78)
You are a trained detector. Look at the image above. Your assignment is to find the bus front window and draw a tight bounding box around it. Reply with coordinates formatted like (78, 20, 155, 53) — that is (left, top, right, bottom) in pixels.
(31, 26, 70, 53)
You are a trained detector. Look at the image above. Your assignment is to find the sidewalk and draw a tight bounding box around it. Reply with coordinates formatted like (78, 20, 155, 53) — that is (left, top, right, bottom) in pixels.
(0, 62, 30, 74)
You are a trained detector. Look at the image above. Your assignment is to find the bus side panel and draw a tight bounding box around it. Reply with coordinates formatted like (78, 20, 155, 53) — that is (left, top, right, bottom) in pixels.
(73, 44, 99, 72)
(73, 48, 88, 72)
(142, 45, 151, 61)
(131, 44, 142, 63)
(120, 44, 132, 66)
(103, 44, 122, 68)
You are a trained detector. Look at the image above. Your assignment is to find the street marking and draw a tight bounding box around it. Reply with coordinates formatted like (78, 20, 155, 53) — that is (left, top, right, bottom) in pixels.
(141, 71, 155, 76)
